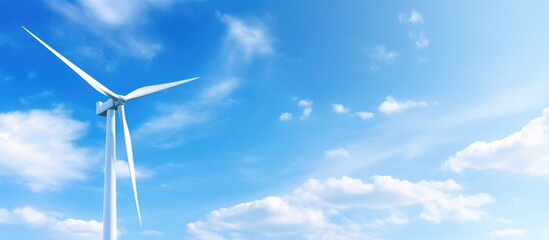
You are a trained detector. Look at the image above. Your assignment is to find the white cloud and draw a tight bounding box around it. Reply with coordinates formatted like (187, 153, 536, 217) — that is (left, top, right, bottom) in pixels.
(0, 206, 103, 240)
(444, 107, 549, 175)
(332, 104, 350, 114)
(53, 218, 103, 240)
(279, 99, 313, 121)
(115, 160, 154, 179)
(187, 176, 492, 239)
(218, 12, 273, 61)
(488, 229, 526, 238)
(14, 207, 54, 225)
(299, 99, 313, 120)
(293, 176, 491, 223)
(0, 107, 91, 191)
(325, 148, 351, 158)
(0, 207, 55, 225)
(370, 45, 397, 64)
(378, 96, 427, 114)
(356, 111, 374, 120)
(187, 196, 327, 239)
(279, 112, 293, 121)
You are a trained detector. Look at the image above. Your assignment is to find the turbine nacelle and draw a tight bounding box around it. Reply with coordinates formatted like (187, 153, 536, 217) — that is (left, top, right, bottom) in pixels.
(96, 96, 127, 116)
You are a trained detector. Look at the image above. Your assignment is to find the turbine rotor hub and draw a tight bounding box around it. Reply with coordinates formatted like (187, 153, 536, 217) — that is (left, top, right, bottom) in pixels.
(114, 95, 126, 106)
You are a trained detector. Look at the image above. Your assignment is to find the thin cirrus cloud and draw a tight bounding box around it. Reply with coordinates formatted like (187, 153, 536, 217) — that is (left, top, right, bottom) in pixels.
(135, 78, 239, 148)
(0, 107, 92, 192)
(186, 176, 492, 239)
(45, 0, 178, 60)
(137, 13, 269, 145)
(217, 12, 274, 62)
(325, 147, 351, 158)
(378, 96, 428, 114)
(487, 228, 526, 238)
(356, 111, 374, 120)
(370, 45, 397, 64)
(444, 107, 549, 175)
(115, 160, 154, 180)
(412, 32, 430, 48)
(0, 206, 102, 240)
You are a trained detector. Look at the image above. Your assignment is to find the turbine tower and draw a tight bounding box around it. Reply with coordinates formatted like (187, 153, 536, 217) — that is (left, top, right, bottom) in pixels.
(22, 26, 198, 240)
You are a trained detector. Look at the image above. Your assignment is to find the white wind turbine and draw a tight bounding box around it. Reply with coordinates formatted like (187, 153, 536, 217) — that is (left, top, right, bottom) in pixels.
(22, 26, 198, 240)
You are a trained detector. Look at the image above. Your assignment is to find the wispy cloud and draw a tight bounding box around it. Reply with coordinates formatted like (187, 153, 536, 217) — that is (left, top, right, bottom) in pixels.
(0, 107, 92, 191)
(137, 108, 209, 136)
(26, 71, 37, 79)
(368, 212, 409, 228)
(0, 69, 14, 83)
(18, 90, 53, 105)
(370, 45, 397, 64)
(136, 78, 239, 148)
(115, 160, 154, 180)
(487, 228, 526, 238)
(141, 230, 165, 236)
(378, 96, 428, 114)
(218, 12, 273, 62)
(187, 176, 492, 239)
(46, 0, 178, 60)
(444, 107, 549, 175)
(325, 148, 351, 158)
(200, 78, 239, 102)
(412, 32, 430, 48)
(356, 111, 374, 120)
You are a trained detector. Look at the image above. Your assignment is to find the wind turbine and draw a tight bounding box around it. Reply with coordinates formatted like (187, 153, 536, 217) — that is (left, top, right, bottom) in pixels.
(22, 26, 198, 240)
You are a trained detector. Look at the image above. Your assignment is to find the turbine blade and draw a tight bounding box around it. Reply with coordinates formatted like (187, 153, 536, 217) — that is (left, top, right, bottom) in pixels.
(21, 26, 117, 99)
(118, 105, 142, 225)
(124, 77, 199, 101)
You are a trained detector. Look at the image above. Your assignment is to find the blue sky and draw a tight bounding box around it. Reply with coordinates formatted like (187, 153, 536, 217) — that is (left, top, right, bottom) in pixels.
(2, 1, 549, 239)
